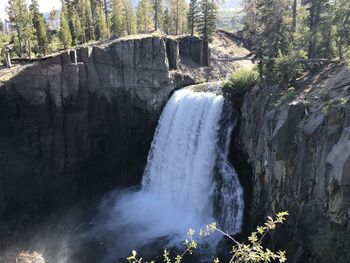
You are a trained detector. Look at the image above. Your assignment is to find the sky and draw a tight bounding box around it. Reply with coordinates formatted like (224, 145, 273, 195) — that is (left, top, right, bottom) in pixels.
(0, 0, 61, 20)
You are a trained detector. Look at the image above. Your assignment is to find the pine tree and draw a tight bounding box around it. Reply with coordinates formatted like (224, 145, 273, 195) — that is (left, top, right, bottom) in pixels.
(82, 0, 95, 41)
(72, 7, 85, 44)
(198, 0, 217, 41)
(124, 0, 137, 35)
(60, 2, 72, 49)
(304, 0, 330, 58)
(7, 0, 34, 57)
(187, 0, 199, 36)
(111, 0, 125, 36)
(95, 3, 108, 39)
(333, 0, 350, 58)
(153, 0, 164, 30)
(169, 0, 187, 35)
(103, 0, 110, 35)
(163, 8, 171, 34)
(137, 0, 153, 33)
(30, 0, 49, 56)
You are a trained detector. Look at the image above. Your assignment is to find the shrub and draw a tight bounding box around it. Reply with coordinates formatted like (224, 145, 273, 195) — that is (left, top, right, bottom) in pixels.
(127, 211, 288, 263)
(222, 67, 259, 107)
(273, 52, 305, 84)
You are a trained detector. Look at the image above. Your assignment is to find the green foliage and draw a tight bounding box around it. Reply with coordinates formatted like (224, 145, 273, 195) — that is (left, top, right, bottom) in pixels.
(242, 0, 350, 82)
(163, 9, 172, 35)
(30, 0, 49, 56)
(137, 0, 153, 33)
(198, 0, 218, 41)
(124, 0, 137, 35)
(82, 0, 95, 41)
(222, 68, 259, 107)
(111, 0, 125, 36)
(127, 212, 288, 263)
(0, 32, 11, 65)
(311, 230, 350, 263)
(71, 8, 85, 45)
(60, 5, 72, 49)
(168, 0, 188, 35)
(7, 0, 34, 57)
(95, 3, 108, 40)
(273, 52, 306, 84)
(187, 0, 200, 36)
(153, 0, 164, 31)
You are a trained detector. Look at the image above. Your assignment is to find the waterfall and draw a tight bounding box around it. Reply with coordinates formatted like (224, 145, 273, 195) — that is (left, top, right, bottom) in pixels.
(113, 83, 243, 248)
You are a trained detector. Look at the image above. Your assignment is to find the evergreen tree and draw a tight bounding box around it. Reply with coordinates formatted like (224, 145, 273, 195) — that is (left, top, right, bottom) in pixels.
(124, 0, 137, 35)
(30, 0, 49, 56)
(95, 2, 108, 39)
(7, 0, 34, 57)
(103, 0, 110, 35)
(333, 0, 350, 58)
(153, 0, 164, 30)
(169, 0, 187, 35)
(111, 0, 125, 36)
(82, 0, 95, 41)
(60, 2, 72, 49)
(197, 0, 218, 41)
(72, 7, 85, 44)
(304, 0, 330, 58)
(137, 0, 153, 33)
(187, 0, 199, 36)
(163, 8, 171, 34)
(0, 20, 4, 32)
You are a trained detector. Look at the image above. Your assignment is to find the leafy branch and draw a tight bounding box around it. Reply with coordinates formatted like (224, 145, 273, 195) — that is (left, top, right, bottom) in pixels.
(126, 211, 289, 263)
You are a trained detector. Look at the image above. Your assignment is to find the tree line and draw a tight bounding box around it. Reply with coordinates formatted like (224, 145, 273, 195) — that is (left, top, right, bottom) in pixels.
(2, 0, 218, 59)
(242, 0, 350, 81)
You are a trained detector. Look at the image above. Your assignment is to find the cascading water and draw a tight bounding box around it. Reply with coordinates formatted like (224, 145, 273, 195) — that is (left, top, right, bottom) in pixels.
(112, 83, 243, 254)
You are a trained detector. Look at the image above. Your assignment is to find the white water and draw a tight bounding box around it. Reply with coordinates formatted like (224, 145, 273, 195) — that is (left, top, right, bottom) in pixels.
(113, 84, 243, 247)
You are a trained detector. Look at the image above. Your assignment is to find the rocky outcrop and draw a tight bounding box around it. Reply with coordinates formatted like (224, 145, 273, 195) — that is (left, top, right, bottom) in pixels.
(237, 64, 350, 261)
(178, 36, 210, 66)
(0, 36, 203, 218)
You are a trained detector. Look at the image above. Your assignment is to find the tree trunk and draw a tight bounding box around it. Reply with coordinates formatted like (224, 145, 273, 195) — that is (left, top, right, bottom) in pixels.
(104, 0, 110, 36)
(292, 0, 297, 32)
(154, 0, 158, 30)
(175, 0, 179, 35)
(203, 0, 208, 41)
(308, 0, 321, 58)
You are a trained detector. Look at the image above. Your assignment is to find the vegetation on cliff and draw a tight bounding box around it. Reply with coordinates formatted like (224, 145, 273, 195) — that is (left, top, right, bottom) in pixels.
(1, 0, 218, 61)
(242, 0, 350, 83)
(222, 67, 258, 107)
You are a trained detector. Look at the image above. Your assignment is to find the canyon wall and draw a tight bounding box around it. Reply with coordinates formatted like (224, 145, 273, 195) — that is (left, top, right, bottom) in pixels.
(0, 36, 205, 218)
(237, 64, 350, 261)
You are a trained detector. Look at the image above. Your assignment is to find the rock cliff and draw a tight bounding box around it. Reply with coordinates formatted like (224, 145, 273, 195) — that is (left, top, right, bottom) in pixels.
(236, 64, 350, 261)
(0, 33, 247, 219)
(0, 36, 196, 218)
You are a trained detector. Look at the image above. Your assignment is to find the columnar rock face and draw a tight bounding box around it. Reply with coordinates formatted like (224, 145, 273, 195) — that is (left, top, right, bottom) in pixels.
(237, 64, 350, 260)
(178, 36, 210, 66)
(0, 36, 198, 218)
